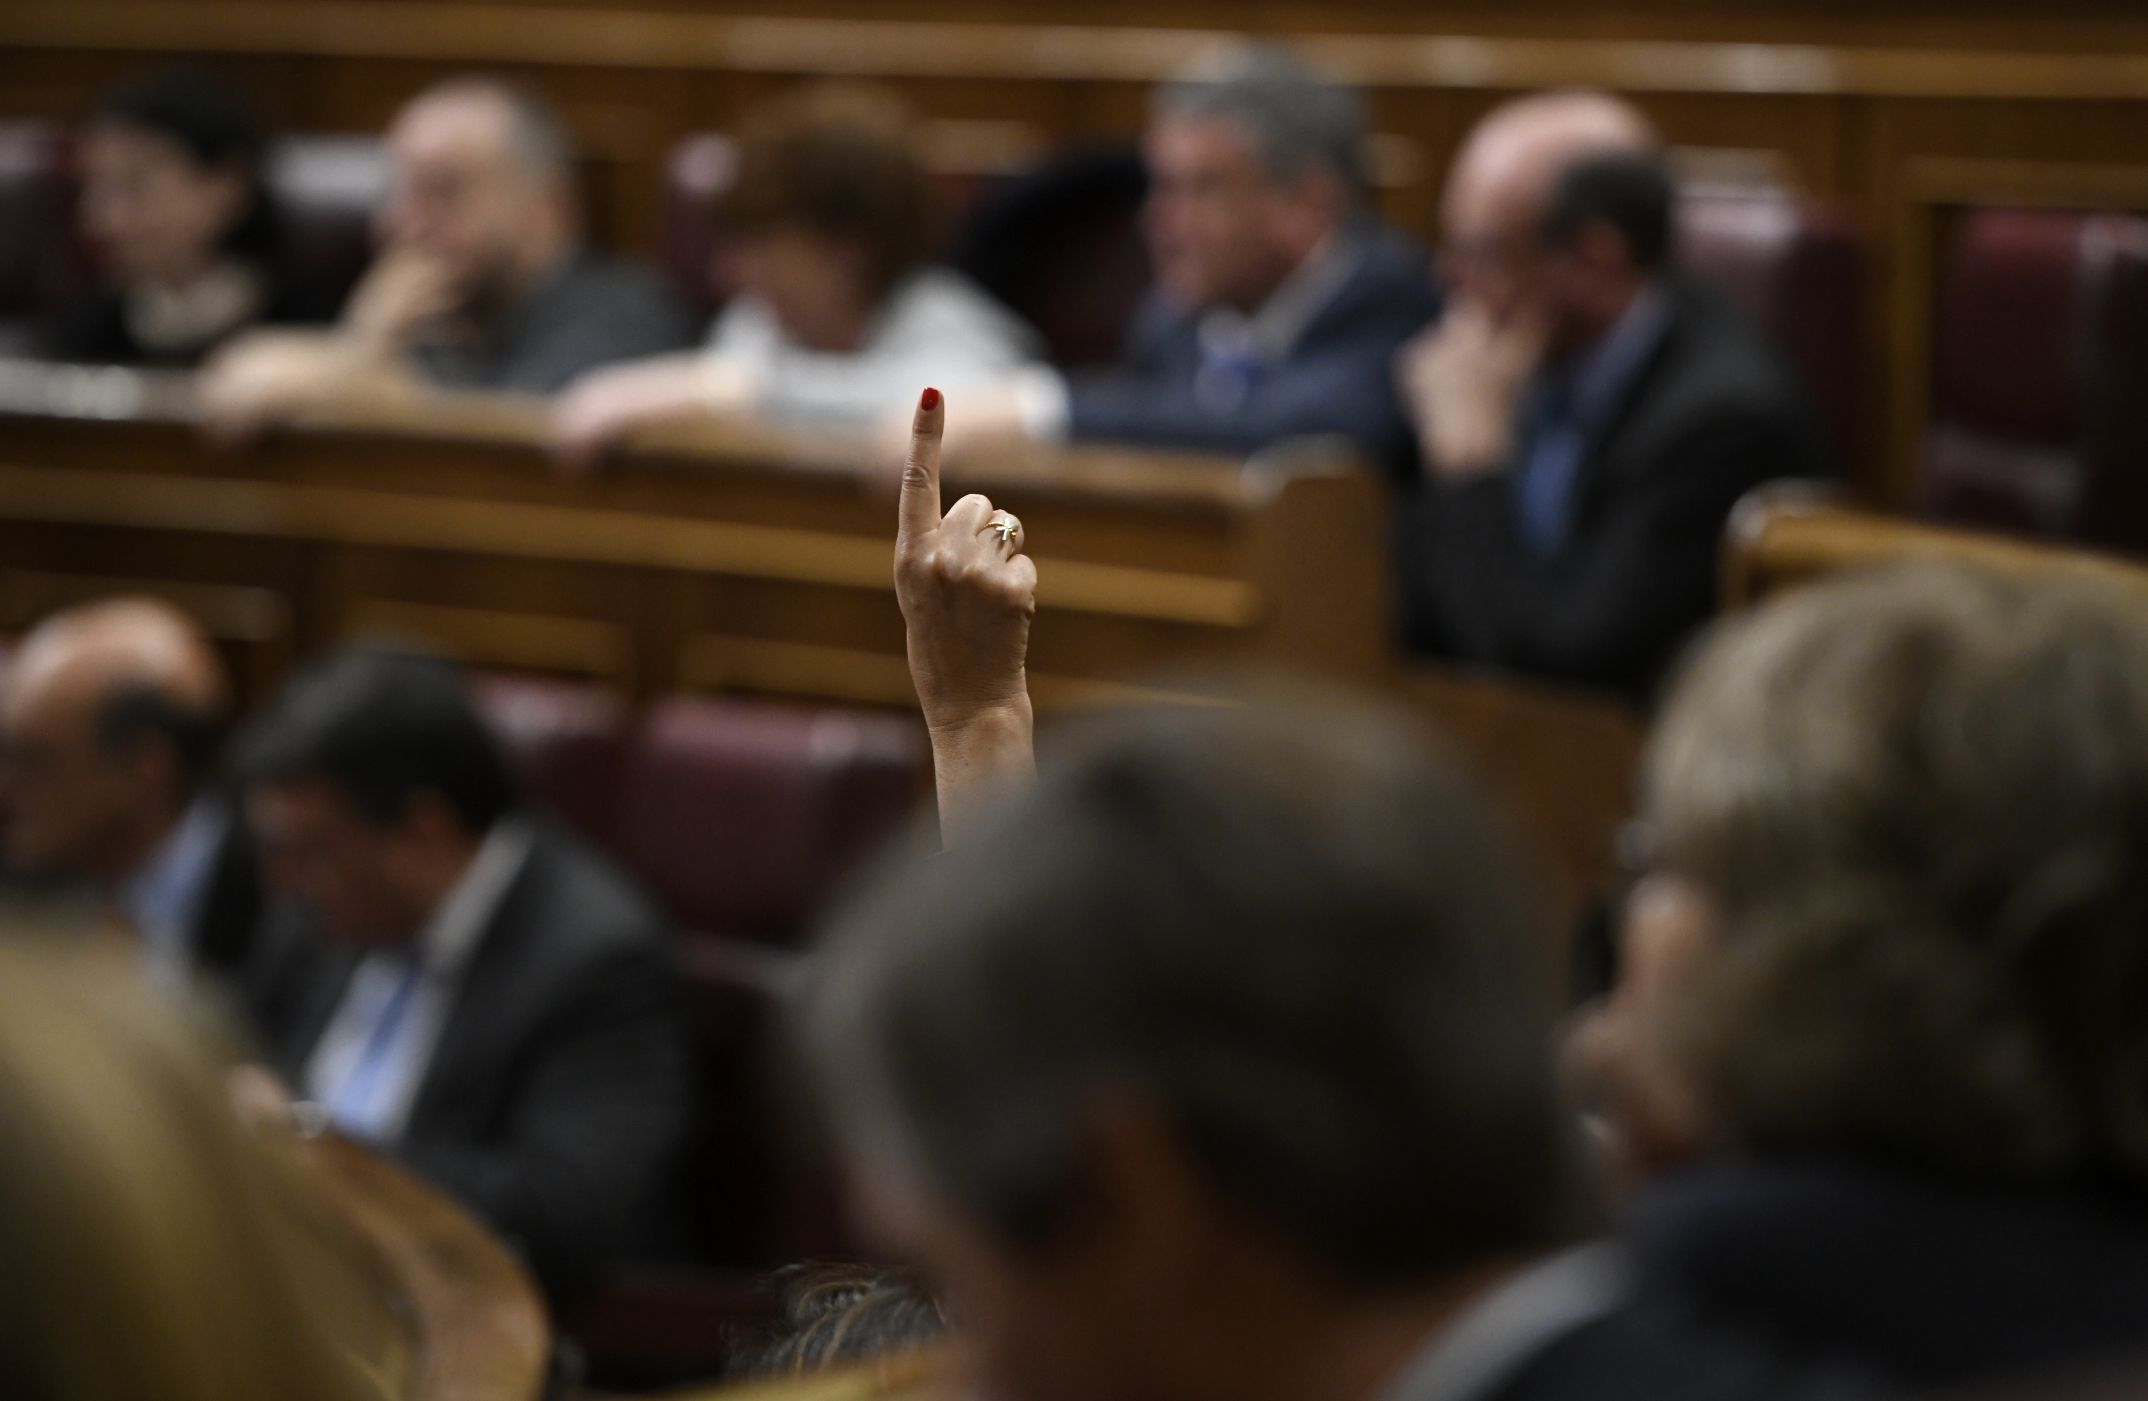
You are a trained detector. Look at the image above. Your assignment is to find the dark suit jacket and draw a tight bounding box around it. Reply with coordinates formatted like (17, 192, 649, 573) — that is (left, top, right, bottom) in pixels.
(192, 813, 264, 980)
(1065, 225, 1441, 471)
(245, 818, 697, 1301)
(1398, 279, 1830, 701)
(1629, 1161, 2148, 1393)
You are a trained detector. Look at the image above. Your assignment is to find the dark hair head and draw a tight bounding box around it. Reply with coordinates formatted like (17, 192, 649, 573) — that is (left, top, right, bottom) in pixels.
(800, 693, 1581, 1288)
(235, 647, 518, 835)
(739, 1264, 946, 1381)
(1542, 151, 1676, 274)
(720, 85, 939, 299)
(96, 682, 227, 799)
(87, 67, 282, 265)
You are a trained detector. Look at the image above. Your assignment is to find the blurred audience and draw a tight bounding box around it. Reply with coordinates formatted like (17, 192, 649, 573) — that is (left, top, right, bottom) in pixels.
(788, 393, 1862, 1401)
(944, 43, 1440, 469)
(202, 77, 693, 431)
(44, 68, 337, 367)
(737, 1263, 947, 1381)
(0, 599, 262, 993)
(0, 941, 378, 1401)
(1578, 564, 2148, 1390)
(555, 85, 1038, 461)
(1396, 93, 1827, 699)
(232, 646, 695, 1302)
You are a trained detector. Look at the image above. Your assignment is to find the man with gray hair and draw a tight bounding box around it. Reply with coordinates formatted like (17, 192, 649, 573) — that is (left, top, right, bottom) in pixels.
(945, 42, 1440, 470)
(202, 77, 694, 429)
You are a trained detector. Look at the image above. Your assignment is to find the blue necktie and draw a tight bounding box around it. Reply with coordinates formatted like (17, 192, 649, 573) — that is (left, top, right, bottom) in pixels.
(1514, 381, 1586, 560)
(326, 957, 424, 1140)
(1195, 334, 1263, 413)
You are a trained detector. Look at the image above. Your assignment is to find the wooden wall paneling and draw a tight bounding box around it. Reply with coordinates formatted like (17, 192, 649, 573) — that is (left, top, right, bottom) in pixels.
(311, 546, 649, 690)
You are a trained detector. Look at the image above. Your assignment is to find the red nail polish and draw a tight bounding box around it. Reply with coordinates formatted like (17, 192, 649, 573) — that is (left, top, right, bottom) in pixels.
(920, 387, 942, 411)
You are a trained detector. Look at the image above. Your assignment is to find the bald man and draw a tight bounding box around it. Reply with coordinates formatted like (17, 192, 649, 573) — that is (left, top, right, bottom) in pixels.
(202, 78, 693, 431)
(0, 600, 261, 988)
(1396, 93, 1827, 700)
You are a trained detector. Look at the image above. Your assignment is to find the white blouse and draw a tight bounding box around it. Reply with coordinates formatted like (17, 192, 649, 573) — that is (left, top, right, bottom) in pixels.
(706, 268, 1042, 433)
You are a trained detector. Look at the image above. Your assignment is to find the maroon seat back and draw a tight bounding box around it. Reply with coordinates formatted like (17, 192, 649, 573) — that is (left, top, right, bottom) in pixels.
(472, 675, 633, 855)
(263, 134, 390, 316)
(615, 697, 926, 946)
(661, 133, 739, 321)
(952, 144, 1152, 370)
(1678, 189, 1866, 476)
(0, 123, 91, 354)
(1921, 208, 2148, 553)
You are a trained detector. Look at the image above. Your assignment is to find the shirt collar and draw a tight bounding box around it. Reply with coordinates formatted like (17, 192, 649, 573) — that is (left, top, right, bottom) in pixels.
(1374, 1245, 1632, 1401)
(1556, 283, 1672, 429)
(412, 817, 535, 977)
(1199, 232, 1366, 365)
(116, 798, 230, 946)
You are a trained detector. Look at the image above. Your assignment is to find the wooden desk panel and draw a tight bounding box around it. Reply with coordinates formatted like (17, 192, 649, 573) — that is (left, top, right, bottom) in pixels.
(0, 359, 1643, 918)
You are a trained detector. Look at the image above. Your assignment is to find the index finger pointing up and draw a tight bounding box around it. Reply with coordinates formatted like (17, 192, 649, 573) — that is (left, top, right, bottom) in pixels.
(898, 386, 945, 544)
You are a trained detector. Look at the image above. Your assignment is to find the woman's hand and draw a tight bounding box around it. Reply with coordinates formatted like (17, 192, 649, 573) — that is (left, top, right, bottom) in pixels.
(892, 387, 1038, 836)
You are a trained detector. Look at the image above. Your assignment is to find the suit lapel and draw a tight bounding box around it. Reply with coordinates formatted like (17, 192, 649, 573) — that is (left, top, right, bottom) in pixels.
(401, 833, 547, 1135)
(1568, 289, 1690, 528)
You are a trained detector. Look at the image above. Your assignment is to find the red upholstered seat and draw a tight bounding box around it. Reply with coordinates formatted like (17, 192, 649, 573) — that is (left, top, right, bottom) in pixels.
(1920, 207, 2148, 553)
(472, 674, 633, 855)
(0, 123, 92, 355)
(615, 696, 926, 946)
(263, 134, 390, 316)
(1678, 189, 1867, 477)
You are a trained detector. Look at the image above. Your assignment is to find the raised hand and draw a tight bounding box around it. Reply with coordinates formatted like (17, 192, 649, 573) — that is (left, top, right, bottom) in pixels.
(892, 387, 1038, 833)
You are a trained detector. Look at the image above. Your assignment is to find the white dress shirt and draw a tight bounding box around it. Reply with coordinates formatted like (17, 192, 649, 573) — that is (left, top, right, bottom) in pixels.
(114, 798, 232, 994)
(304, 819, 535, 1143)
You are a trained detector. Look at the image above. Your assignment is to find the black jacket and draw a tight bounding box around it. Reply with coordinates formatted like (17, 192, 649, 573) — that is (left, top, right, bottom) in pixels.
(1630, 1161, 2148, 1393)
(1398, 279, 1829, 702)
(244, 819, 698, 1301)
(191, 814, 266, 981)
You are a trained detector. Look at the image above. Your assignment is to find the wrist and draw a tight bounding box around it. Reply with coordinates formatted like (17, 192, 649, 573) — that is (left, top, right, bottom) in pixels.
(925, 694, 1034, 749)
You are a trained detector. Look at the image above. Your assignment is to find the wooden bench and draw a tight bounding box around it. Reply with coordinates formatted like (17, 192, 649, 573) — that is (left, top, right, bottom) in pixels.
(1724, 483, 2148, 609)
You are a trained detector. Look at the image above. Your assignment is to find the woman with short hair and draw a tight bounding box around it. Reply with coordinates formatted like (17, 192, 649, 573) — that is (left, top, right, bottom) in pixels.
(554, 85, 1039, 460)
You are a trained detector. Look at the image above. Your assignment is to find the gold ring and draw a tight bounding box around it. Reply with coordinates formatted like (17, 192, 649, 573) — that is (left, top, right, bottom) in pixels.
(991, 515, 1021, 545)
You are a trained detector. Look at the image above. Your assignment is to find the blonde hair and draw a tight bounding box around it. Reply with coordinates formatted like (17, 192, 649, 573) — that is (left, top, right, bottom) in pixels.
(1644, 564, 2148, 1185)
(0, 939, 384, 1401)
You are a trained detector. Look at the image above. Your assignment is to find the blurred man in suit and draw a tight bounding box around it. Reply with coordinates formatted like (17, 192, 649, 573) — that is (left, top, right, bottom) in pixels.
(945, 43, 1441, 470)
(0, 599, 261, 991)
(234, 647, 695, 1301)
(202, 77, 694, 431)
(1396, 93, 1826, 700)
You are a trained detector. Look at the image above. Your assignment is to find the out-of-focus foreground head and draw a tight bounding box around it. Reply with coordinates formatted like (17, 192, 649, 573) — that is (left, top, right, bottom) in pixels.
(1440, 90, 1660, 330)
(378, 76, 579, 308)
(0, 941, 377, 1401)
(800, 695, 1578, 1401)
(1143, 43, 1368, 314)
(0, 598, 228, 879)
(740, 1263, 947, 1383)
(1628, 564, 2148, 1187)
